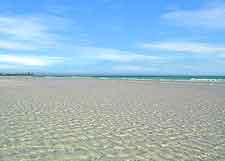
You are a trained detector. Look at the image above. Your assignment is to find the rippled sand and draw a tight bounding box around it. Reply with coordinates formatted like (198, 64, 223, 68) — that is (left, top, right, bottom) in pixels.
(0, 77, 225, 161)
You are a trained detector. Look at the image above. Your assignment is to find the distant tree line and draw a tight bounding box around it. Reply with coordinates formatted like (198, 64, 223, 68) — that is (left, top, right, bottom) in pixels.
(0, 72, 35, 76)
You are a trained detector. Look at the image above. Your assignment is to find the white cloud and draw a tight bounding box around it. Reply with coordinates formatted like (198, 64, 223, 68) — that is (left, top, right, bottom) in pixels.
(76, 46, 162, 62)
(95, 52, 159, 62)
(0, 16, 52, 41)
(0, 15, 66, 51)
(0, 41, 36, 50)
(0, 54, 64, 66)
(141, 42, 225, 54)
(162, 5, 225, 29)
(112, 65, 155, 72)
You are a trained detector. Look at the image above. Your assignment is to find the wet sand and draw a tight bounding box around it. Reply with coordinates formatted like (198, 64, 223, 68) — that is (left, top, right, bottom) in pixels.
(0, 77, 225, 161)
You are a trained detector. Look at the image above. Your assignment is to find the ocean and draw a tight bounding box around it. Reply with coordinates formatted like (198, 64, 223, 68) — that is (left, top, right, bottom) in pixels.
(91, 75, 225, 82)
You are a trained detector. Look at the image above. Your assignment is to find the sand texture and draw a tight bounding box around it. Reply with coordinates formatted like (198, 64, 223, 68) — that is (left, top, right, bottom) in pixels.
(0, 78, 225, 161)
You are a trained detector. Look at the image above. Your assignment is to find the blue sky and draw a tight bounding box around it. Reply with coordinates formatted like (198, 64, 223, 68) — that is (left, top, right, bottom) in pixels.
(1, 0, 225, 75)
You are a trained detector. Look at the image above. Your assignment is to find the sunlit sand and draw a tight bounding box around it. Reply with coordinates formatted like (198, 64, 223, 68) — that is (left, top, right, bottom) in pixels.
(0, 77, 225, 161)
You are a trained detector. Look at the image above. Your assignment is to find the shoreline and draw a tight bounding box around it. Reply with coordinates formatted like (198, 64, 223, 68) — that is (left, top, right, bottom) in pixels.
(1, 76, 225, 87)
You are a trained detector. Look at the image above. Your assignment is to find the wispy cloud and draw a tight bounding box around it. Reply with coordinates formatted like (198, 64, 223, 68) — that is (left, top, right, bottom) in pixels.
(0, 14, 68, 70)
(0, 41, 37, 50)
(0, 54, 64, 66)
(75, 46, 163, 62)
(141, 42, 225, 54)
(0, 16, 52, 41)
(95, 52, 159, 62)
(0, 14, 68, 51)
(112, 65, 156, 72)
(162, 4, 225, 29)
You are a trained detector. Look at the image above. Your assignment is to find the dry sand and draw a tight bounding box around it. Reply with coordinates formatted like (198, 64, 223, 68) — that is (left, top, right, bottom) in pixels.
(0, 77, 225, 161)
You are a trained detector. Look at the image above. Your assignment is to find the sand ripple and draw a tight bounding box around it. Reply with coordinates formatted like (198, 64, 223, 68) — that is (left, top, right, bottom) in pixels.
(0, 78, 225, 161)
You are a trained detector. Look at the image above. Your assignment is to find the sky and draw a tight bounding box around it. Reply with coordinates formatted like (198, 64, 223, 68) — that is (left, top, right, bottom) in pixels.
(1, 0, 225, 75)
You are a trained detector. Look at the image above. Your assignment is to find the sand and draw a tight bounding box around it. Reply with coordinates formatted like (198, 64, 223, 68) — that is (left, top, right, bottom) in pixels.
(0, 77, 225, 161)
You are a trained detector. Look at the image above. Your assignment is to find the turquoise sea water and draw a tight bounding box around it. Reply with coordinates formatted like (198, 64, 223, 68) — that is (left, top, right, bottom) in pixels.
(90, 75, 225, 82)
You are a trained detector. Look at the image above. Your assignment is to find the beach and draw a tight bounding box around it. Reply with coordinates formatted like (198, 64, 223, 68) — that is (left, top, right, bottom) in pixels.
(0, 77, 225, 161)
